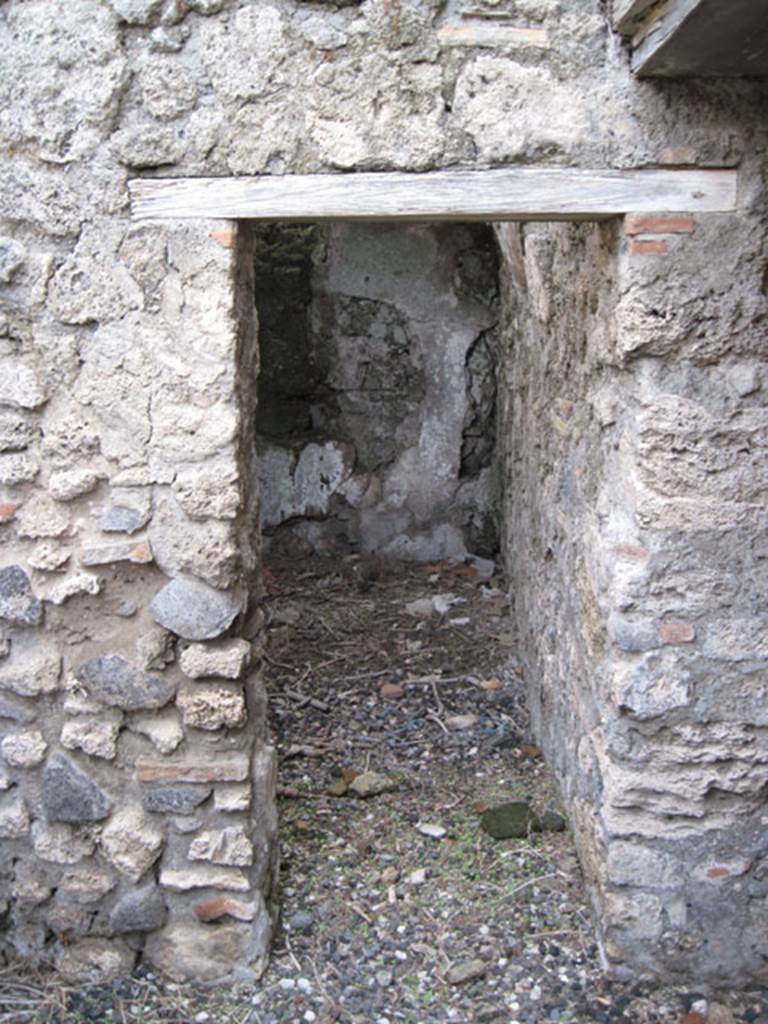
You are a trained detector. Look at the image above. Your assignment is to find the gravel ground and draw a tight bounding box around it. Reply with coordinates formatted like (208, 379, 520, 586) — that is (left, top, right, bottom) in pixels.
(1, 556, 767, 1024)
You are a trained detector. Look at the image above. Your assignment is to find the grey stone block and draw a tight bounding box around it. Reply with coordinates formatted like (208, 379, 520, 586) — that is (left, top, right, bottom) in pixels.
(109, 883, 167, 934)
(0, 566, 42, 628)
(97, 505, 149, 534)
(144, 786, 212, 815)
(607, 613, 660, 653)
(0, 693, 37, 724)
(42, 753, 112, 824)
(75, 655, 176, 711)
(149, 577, 240, 641)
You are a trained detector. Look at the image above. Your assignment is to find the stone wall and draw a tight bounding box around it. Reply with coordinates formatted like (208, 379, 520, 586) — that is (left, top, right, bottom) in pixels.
(0, 215, 278, 982)
(0, 0, 766, 986)
(499, 193, 768, 984)
(256, 222, 501, 562)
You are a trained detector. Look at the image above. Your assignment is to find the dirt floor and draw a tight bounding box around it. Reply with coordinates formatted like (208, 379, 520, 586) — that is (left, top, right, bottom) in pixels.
(1, 556, 767, 1023)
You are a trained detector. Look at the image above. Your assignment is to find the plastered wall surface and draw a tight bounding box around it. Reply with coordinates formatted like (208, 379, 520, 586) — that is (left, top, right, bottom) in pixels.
(256, 222, 500, 562)
(0, 0, 766, 984)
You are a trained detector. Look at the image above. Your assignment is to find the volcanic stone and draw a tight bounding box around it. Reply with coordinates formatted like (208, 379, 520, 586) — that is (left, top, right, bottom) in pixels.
(59, 866, 116, 904)
(0, 566, 42, 627)
(61, 715, 122, 760)
(149, 577, 240, 641)
(98, 505, 148, 534)
(176, 683, 246, 730)
(32, 822, 96, 864)
(143, 920, 262, 982)
(0, 693, 37, 724)
(100, 808, 164, 881)
(129, 708, 183, 753)
(0, 412, 33, 452)
(1, 730, 47, 767)
(48, 468, 103, 501)
(42, 753, 112, 823)
(75, 655, 175, 711)
(179, 639, 251, 680)
(55, 939, 136, 983)
(0, 645, 61, 697)
(144, 786, 212, 815)
(109, 883, 167, 933)
(188, 826, 254, 867)
(480, 801, 541, 840)
(214, 783, 251, 812)
(0, 792, 30, 838)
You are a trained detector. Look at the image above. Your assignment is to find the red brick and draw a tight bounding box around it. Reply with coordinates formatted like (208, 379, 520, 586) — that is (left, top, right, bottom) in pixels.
(659, 146, 698, 165)
(680, 1013, 705, 1024)
(195, 895, 254, 922)
(210, 228, 236, 249)
(627, 238, 669, 256)
(0, 503, 18, 523)
(625, 214, 694, 236)
(135, 756, 249, 783)
(613, 544, 649, 562)
(659, 621, 695, 645)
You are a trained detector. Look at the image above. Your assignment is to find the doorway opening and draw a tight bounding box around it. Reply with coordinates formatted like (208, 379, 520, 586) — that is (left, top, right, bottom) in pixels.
(250, 221, 589, 1018)
(253, 221, 501, 566)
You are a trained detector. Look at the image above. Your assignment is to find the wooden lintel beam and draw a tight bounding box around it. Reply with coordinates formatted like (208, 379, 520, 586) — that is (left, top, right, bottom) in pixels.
(128, 168, 737, 223)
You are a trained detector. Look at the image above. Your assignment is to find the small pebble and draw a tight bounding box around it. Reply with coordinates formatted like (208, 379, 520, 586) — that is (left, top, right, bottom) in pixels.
(416, 821, 446, 838)
(288, 911, 315, 933)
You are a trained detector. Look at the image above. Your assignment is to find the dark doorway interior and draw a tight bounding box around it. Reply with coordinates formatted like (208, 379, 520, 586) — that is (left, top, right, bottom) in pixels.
(253, 221, 502, 567)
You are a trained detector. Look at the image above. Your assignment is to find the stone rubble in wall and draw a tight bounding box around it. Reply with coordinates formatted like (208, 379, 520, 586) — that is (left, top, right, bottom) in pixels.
(100, 808, 165, 882)
(31, 822, 96, 865)
(61, 713, 123, 760)
(176, 683, 247, 730)
(179, 637, 251, 679)
(0, 139, 271, 974)
(1, 729, 48, 767)
(128, 707, 184, 753)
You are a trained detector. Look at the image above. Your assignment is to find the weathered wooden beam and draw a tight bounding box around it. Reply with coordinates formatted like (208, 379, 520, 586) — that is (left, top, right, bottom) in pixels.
(612, 0, 659, 36)
(128, 168, 737, 223)
(631, 0, 700, 73)
(631, 0, 768, 77)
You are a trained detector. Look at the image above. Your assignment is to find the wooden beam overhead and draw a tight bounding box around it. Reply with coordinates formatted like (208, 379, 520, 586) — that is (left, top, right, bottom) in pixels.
(631, 0, 768, 77)
(128, 168, 737, 223)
